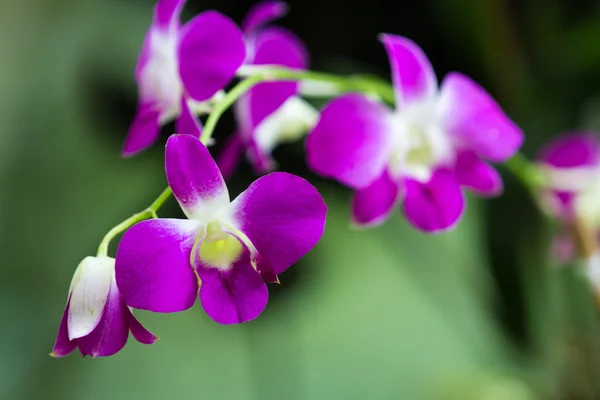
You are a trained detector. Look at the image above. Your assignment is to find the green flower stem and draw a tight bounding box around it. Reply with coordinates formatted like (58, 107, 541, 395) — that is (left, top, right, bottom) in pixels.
(238, 66, 396, 104)
(200, 73, 264, 143)
(503, 152, 545, 191)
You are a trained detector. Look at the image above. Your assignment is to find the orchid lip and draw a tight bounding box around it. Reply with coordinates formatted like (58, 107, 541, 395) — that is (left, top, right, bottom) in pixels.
(388, 100, 454, 182)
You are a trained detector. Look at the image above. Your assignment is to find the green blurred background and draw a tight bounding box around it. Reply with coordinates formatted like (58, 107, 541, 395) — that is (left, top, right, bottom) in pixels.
(4, 0, 600, 398)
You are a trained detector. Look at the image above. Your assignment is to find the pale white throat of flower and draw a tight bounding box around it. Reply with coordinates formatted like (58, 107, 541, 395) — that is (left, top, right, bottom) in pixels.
(253, 96, 318, 154)
(388, 98, 454, 182)
(186, 190, 259, 273)
(67, 256, 115, 340)
(575, 173, 600, 229)
(141, 28, 182, 123)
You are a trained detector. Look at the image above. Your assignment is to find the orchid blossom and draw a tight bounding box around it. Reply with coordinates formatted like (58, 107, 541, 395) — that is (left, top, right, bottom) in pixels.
(537, 132, 600, 262)
(51, 257, 156, 358)
(123, 0, 246, 156)
(115, 134, 327, 324)
(306, 34, 523, 232)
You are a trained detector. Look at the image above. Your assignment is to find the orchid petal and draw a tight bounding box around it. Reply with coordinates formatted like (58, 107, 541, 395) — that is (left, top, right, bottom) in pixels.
(178, 11, 246, 102)
(68, 257, 114, 340)
(76, 280, 130, 358)
(225, 172, 327, 275)
(239, 27, 308, 135)
(115, 218, 201, 313)
(122, 103, 161, 157)
(127, 311, 158, 345)
(379, 34, 437, 108)
(403, 169, 465, 233)
(538, 132, 600, 168)
(50, 299, 76, 358)
(165, 134, 230, 220)
(242, 1, 288, 33)
(154, 0, 185, 31)
(439, 72, 523, 162)
(175, 97, 202, 137)
(454, 151, 503, 196)
(351, 170, 402, 227)
(306, 93, 394, 189)
(216, 134, 245, 181)
(135, 0, 185, 79)
(195, 234, 268, 324)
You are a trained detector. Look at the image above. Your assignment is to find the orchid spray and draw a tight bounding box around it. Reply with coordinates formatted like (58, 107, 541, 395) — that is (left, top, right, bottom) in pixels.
(50, 4, 600, 388)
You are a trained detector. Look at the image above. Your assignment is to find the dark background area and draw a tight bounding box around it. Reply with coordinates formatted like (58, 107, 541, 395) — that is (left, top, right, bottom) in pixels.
(3, 0, 600, 398)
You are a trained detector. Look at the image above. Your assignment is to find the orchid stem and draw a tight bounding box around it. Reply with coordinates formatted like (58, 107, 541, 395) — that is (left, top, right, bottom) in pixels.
(201, 74, 264, 143)
(503, 152, 545, 192)
(237, 66, 396, 104)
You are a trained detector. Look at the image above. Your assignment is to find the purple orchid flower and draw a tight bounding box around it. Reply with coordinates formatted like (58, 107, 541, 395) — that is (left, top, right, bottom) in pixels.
(123, 0, 246, 157)
(306, 34, 523, 233)
(115, 134, 327, 324)
(218, 2, 316, 178)
(51, 257, 156, 358)
(537, 132, 600, 262)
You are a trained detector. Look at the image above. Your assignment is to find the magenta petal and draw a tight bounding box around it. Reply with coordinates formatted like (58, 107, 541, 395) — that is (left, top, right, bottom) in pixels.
(115, 218, 200, 313)
(242, 27, 308, 128)
(122, 103, 161, 157)
(76, 282, 129, 358)
(439, 72, 523, 162)
(128, 311, 158, 345)
(196, 237, 268, 324)
(379, 34, 437, 108)
(217, 134, 245, 181)
(351, 170, 402, 227)
(306, 93, 394, 189)
(178, 11, 246, 102)
(51, 300, 76, 358)
(154, 0, 185, 31)
(228, 172, 327, 275)
(538, 132, 600, 168)
(242, 1, 288, 33)
(454, 151, 503, 196)
(403, 170, 465, 233)
(175, 97, 203, 137)
(165, 134, 229, 219)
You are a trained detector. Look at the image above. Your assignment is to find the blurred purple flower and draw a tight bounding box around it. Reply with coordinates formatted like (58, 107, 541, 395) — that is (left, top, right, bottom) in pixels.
(123, 0, 246, 157)
(51, 257, 156, 358)
(218, 2, 317, 178)
(537, 132, 600, 262)
(115, 135, 326, 324)
(306, 34, 523, 233)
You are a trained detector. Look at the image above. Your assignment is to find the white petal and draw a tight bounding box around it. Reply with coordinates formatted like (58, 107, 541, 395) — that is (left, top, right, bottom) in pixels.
(540, 164, 599, 192)
(254, 96, 318, 154)
(141, 29, 182, 120)
(575, 177, 600, 228)
(586, 252, 600, 289)
(67, 256, 115, 340)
